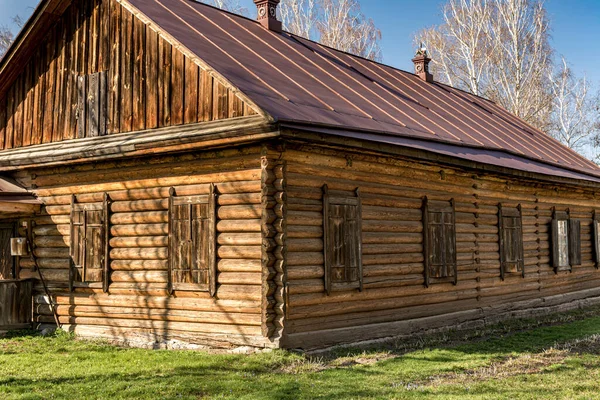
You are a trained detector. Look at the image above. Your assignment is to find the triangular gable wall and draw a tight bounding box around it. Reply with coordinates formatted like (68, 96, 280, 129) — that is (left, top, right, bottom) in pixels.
(0, 0, 261, 150)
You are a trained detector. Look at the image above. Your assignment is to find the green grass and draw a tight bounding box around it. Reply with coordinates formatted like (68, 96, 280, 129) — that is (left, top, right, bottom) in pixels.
(3, 307, 600, 399)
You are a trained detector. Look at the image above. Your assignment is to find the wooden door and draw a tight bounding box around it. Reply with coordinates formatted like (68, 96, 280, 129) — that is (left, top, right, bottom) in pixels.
(0, 223, 14, 280)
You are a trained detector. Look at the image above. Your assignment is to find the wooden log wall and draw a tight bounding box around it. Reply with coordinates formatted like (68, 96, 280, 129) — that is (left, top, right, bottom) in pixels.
(0, 0, 256, 151)
(280, 144, 600, 349)
(15, 146, 272, 348)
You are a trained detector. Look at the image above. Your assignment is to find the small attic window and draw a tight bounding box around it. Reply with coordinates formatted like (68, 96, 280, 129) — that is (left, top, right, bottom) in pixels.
(77, 71, 108, 138)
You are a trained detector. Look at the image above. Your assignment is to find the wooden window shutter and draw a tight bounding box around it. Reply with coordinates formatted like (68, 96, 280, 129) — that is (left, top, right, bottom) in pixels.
(69, 195, 108, 291)
(168, 185, 217, 295)
(323, 185, 363, 295)
(423, 197, 457, 287)
(569, 219, 581, 267)
(499, 204, 524, 280)
(77, 71, 108, 138)
(594, 211, 600, 269)
(551, 210, 570, 272)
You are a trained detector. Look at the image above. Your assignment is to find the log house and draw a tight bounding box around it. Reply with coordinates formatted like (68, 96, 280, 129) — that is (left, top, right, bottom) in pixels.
(0, 0, 600, 349)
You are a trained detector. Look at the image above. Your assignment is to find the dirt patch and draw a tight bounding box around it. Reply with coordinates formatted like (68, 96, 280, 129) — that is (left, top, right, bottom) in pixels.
(424, 349, 569, 387)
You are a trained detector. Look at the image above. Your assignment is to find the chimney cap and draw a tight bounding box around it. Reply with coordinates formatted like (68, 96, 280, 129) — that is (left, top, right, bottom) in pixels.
(254, 0, 282, 32)
(412, 43, 434, 83)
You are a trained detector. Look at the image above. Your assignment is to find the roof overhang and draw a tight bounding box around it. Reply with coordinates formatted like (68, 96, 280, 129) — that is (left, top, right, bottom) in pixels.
(280, 123, 600, 189)
(0, 176, 41, 217)
(0, 115, 277, 171)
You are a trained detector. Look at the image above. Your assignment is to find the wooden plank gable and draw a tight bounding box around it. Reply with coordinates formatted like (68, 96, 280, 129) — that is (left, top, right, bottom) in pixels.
(0, 0, 259, 152)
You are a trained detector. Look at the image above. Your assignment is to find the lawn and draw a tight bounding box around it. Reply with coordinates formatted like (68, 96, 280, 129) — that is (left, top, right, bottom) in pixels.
(2, 307, 600, 399)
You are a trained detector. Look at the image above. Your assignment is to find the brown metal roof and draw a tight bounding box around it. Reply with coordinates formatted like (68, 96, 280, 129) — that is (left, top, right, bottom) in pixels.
(125, 0, 600, 181)
(4, 0, 599, 183)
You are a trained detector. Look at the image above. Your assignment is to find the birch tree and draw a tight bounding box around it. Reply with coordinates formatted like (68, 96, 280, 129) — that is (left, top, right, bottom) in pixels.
(487, 0, 553, 130)
(0, 25, 13, 59)
(414, 0, 553, 130)
(549, 58, 600, 152)
(279, 0, 318, 40)
(206, 0, 249, 16)
(416, 0, 493, 96)
(318, 0, 382, 61)
(280, 0, 382, 61)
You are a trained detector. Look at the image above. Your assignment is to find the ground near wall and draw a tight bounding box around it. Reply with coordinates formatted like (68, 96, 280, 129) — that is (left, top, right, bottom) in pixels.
(2, 304, 600, 399)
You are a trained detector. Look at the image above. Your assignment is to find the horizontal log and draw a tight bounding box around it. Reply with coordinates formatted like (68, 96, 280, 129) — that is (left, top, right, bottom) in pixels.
(287, 265, 324, 280)
(35, 215, 70, 225)
(218, 246, 261, 259)
(218, 205, 262, 219)
(287, 225, 322, 238)
(111, 260, 168, 271)
(362, 220, 422, 233)
(109, 236, 168, 248)
(363, 243, 423, 255)
(36, 170, 262, 197)
(218, 272, 261, 285)
(111, 211, 168, 224)
(34, 248, 70, 258)
(217, 219, 261, 232)
(34, 236, 69, 248)
(36, 316, 262, 335)
(33, 225, 70, 236)
(36, 294, 261, 313)
(218, 259, 262, 272)
(287, 238, 323, 252)
(110, 224, 168, 236)
(362, 232, 422, 245)
(110, 247, 168, 260)
(36, 305, 261, 326)
(287, 252, 323, 266)
(111, 271, 167, 283)
(218, 233, 262, 246)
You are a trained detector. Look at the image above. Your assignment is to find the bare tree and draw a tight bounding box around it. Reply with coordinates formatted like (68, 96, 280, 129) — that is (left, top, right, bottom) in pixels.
(549, 58, 600, 152)
(417, 0, 493, 96)
(0, 25, 14, 59)
(280, 0, 382, 61)
(279, 0, 319, 39)
(414, 0, 553, 131)
(488, 0, 553, 130)
(0, 16, 24, 59)
(318, 0, 382, 61)
(205, 0, 249, 16)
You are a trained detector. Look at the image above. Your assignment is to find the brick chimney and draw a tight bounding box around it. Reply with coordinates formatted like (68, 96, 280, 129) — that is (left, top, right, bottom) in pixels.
(412, 43, 433, 83)
(254, 0, 282, 33)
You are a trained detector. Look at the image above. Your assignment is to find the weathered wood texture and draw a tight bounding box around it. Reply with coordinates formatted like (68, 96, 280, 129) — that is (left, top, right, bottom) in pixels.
(18, 147, 271, 348)
(0, 0, 256, 151)
(280, 144, 600, 349)
(0, 280, 33, 330)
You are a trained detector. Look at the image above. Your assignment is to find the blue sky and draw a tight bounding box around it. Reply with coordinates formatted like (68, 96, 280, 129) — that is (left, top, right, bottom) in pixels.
(1, 0, 599, 85)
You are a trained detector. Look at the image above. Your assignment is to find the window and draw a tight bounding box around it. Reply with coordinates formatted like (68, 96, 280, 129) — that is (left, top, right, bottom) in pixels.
(423, 197, 457, 286)
(551, 210, 581, 272)
(77, 71, 108, 138)
(499, 204, 524, 279)
(70, 194, 109, 291)
(168, 185, 217, 295)
(593, 211, 600, 269)
(0, 223, 15, 280)
(323, 185, 363, 295)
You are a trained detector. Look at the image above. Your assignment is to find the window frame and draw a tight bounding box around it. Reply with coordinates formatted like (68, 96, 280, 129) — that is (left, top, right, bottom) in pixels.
(423, 197, 457, 287)
(551, 209, 581, 272)
(498, 204, 525, 280)
(593, 210, 600, 269)
(322, 184, 363, 295)
(168, 185, 217, 296)
(69, 194, 110, 292)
